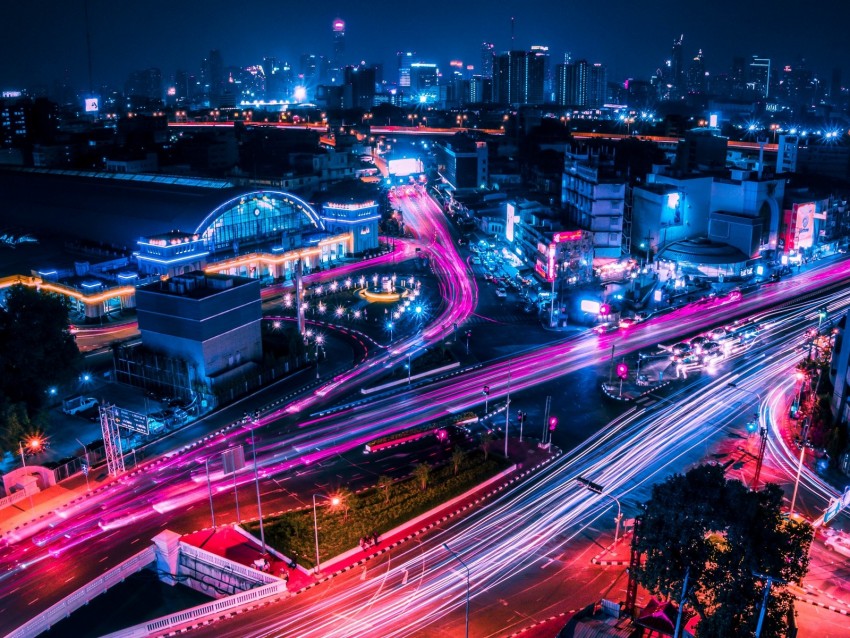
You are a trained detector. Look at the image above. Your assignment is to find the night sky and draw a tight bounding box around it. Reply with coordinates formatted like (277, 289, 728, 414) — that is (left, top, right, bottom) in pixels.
(2, 0, 849, 90)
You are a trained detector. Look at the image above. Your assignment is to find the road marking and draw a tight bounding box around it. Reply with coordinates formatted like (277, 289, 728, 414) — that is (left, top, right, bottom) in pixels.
(540, 558, 555, 569)
(28, 598, 39, 605)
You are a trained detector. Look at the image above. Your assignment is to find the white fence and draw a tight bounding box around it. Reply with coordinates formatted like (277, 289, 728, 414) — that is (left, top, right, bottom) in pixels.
(101, 580, 288, 638)
(4, 546, 156, 638)
(178, 541, 279, 585)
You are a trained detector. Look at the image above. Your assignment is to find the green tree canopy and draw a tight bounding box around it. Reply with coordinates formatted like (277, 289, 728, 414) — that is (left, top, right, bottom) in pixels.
(636, 464, 812, 638)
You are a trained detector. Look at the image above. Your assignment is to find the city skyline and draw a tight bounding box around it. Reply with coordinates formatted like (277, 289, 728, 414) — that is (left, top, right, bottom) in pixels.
(3, 0, 849, 93)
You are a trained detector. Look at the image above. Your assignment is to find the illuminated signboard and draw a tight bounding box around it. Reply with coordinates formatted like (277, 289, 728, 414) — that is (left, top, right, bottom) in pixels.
(547, 244, 556, 281)
(387, 157, 423, 177)
(580, 299, 601, 314)
(506, 203, 518, 242)
(112, 406, 149, 435)
(794, 202, 815, 249)
(84, 97, 99, 113)
(553, 230, 583, 243)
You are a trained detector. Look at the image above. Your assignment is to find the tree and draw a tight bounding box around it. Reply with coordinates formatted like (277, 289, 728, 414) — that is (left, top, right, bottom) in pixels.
(0, 285, 80, 454)
(413, 462, 430, 491)
(376, 474, 393, 504)
(451, 447, 465, 476)
(334, 487, 354, 522)
(636, 464, 812, 638)
(480, 431, 493, 461)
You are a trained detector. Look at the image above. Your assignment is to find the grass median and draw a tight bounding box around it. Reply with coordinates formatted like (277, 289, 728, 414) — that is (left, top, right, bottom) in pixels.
(245, 450, 509, 570)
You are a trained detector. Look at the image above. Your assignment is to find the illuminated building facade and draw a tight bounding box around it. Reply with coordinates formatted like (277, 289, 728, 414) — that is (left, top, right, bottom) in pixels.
(434, 135, 488, 190)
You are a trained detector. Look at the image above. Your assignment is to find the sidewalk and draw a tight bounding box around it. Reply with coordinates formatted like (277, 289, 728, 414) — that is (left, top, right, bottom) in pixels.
(0, 473, 94, 539)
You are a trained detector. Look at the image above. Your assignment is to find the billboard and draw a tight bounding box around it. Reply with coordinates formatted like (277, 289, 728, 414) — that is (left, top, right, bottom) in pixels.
(505, 203, 518, 242)
(387, 157, 423, 177)
(793, 202, 815, 249)
(580, 299, 601, 314)
(84, 97, 99, 113)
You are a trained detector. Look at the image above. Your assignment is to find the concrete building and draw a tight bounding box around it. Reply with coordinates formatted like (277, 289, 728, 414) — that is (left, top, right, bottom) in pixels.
(561, 148, 626, 264)
(434, 134, 488, 190)
(136, 271, 262, 389)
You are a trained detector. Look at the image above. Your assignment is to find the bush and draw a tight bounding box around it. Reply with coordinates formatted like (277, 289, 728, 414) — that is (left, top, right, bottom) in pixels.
(245, 450, 508, 569)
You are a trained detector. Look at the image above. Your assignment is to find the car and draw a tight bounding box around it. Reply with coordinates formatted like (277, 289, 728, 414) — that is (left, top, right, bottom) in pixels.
(710, 327, 727, 340)
(824, 533, 850, 559)
(495, 288, 507, 298)
(619, 317, 637, 329)
(671, 343, 692, 360)
(690, 336, 709, 353)
(593, 322, 619, 335)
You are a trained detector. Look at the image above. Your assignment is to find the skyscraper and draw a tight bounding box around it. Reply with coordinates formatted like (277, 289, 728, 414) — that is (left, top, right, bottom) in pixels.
(202, 50, 224, 107)
(397, 51, 415, 88)
(687, 49, 706, 94)
(481, 42, 495, 79)
(750, 56, 771, 98)
(330, 19, 346, 83)
(493, 50, 545, 106)
(670, 35, 684, 98)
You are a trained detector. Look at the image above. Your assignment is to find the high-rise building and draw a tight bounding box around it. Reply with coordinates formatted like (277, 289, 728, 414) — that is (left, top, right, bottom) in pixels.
(202, 50, 224, 106)
(493, 50, 545, 106)
(749, 56, 771, 98)
(687, 50, 706, 94)
(410, 62, 438, 103)
(481, 42, 495, 79)
(670, 34, 684, 98)
(529, 45, 550, 103)
(397, 51, 415, 88)
(556, 60, 605, 108)
(342, 65, 376, 110)
(330, 19, 346, 83)
(125, 68, 163, 101)
(468, 75, 492, 104)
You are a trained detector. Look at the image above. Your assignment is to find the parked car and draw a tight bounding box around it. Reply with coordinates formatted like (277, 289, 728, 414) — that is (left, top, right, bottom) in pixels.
(824, 533, 850, 558)
(593, 322, 619, 335)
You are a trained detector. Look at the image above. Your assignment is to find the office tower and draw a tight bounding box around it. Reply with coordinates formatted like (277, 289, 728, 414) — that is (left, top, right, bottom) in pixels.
(342, 65, 376, 110)
(556, 60, 588, 107)
(730, 56, 747, 96)
(330, 19, 346, 83)
(587, 63, 607, 108)
(530, 45, 550, 103)
(750, 56, 771, 98)
(687, 49, 706, 94)
(481, 42, 495, 79)
(125, 68, 162, 100)
(397, 51, 415, 88)
(410, 62, 438, 102)
(670, 35, 684, 98)
(493, 50, 545, 106)
(469, 75, 492, 103)
(202, 50, 224, 106)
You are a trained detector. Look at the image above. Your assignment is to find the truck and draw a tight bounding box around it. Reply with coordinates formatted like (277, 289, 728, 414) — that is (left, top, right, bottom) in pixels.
(62, 396, 98, 416)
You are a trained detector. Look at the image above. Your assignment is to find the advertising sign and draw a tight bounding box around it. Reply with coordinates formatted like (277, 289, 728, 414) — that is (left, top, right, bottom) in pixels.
(506, 203, 517, 242)
(580, 299, 601, 314)
(84, 97, 99, 113)
(794, 202, 815, 249)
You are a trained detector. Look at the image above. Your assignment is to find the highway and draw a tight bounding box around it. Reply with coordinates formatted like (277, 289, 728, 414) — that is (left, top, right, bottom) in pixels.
(179, 287, 850, 637)
(2, 191, 849, 636)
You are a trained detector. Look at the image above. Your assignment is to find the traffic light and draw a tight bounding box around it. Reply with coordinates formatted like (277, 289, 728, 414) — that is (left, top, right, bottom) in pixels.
(746, 420, 758, 434)
(482, 385, 490, 396)
(548, 416, 558, 431)
(517, 410, 526, 424)
(616, 363, 628, 380)
(600, 304, 611, 316)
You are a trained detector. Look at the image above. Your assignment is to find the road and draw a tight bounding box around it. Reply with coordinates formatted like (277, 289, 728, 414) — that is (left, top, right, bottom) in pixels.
(3, 191, 850, 635)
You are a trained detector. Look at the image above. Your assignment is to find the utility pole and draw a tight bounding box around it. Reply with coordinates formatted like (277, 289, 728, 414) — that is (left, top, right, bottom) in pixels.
(673, 567, 690, 638)
(504, 371, 511, 458)
(609, 344, 616, 384)
(541, 395, 551, 443)
(753, 572, 785, 638)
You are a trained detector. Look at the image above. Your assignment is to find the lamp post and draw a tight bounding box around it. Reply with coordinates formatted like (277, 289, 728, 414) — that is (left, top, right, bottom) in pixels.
(247, 415, 266, 553)
(312, 493, 340, 574)
(75, 438, 91, 492)
(727, 383, 767, 489)
(504, 371, 512, 458)
(443, 542, 470, 638)
(789, 416, 810, 515)
(577, 477, 623, 544)
(203, 457, 216, 529)
(315, 334, 324, 379)
(482, 385, 490, 415)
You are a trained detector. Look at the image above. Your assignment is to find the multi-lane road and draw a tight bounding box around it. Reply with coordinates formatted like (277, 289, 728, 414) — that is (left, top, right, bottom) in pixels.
(3, 190, 850, 636)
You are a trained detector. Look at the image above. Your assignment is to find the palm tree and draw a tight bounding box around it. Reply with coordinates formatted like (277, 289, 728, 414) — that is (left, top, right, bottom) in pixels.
(451, 447, 465, 475)
(413, 462, 430, 491)
(376, 474, 393, 504)
(480, 431, 493, 461)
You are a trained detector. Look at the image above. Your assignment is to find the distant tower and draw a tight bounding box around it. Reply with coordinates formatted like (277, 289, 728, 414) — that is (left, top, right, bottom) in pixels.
(670, 34, 684, 98)
(481, 42, 495, 79)
(331, 18, 346, 83)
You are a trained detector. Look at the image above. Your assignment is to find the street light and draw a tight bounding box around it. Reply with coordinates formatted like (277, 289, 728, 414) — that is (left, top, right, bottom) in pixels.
(312, 493, 341, 573)
(246, 416, 266, 554)
(577, 477, 623, 544)
(75, 438, 91, 492)
(315, 334, 324, 379)
(443, 542, 470, 638)
(727, 383, 767, 489)
(482, 385, 490, 415)
(202, 457, 216, 529)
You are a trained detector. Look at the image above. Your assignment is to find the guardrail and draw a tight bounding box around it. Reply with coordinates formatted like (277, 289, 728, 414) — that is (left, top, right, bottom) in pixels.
(5, 546, 156, 638)
(0, 489, 30, 512)
(178, 541, 279, 585)
(101, 580, 288, 638)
